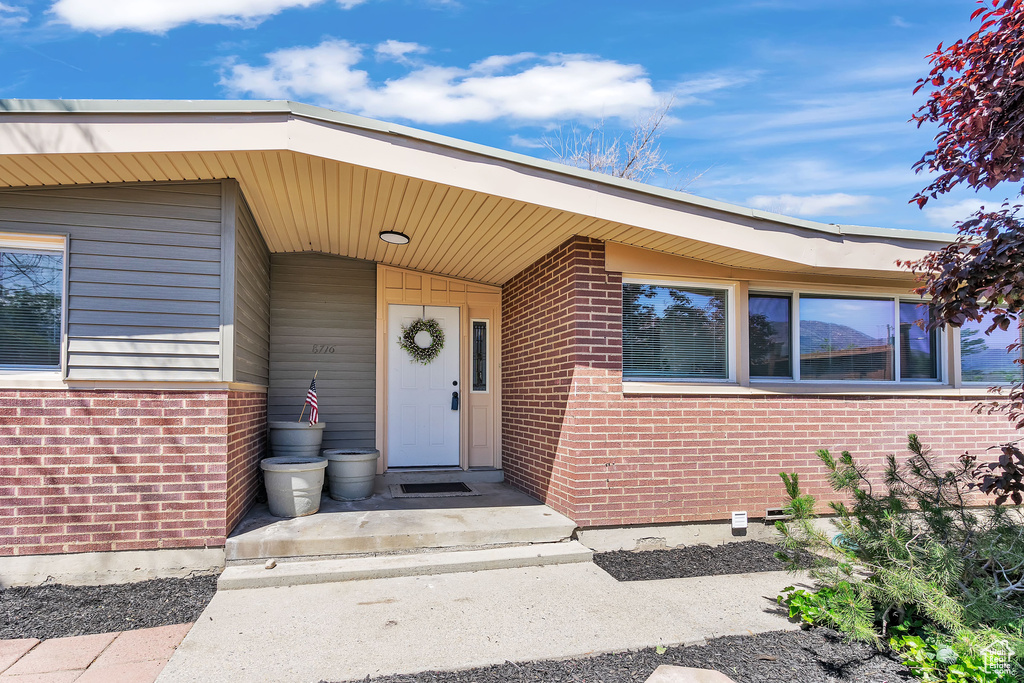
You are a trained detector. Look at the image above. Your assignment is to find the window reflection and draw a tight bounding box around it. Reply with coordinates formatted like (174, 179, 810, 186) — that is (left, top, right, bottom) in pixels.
(749, 295, 791, 378)
(799, 297, 894, 381)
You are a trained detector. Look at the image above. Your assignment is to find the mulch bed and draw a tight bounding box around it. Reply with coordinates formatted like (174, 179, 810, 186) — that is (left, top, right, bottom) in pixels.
(0, 574, 218, 640)
(337, 628, 911, 683)
(593, 541, 797, 581)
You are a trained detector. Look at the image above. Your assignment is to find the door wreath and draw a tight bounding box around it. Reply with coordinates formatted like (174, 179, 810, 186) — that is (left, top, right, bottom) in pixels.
(398, 318, 445, 365)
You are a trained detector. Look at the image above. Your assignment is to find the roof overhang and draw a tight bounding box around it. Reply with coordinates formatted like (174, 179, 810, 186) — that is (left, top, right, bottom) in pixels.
(0, 99, 949, 286)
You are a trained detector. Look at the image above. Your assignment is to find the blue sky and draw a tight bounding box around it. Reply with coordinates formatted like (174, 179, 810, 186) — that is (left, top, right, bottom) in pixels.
(0, 0, 1002, 231)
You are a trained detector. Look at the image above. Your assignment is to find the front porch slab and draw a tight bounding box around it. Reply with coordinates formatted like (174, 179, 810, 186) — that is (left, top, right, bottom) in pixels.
(225, 482, 577, 562)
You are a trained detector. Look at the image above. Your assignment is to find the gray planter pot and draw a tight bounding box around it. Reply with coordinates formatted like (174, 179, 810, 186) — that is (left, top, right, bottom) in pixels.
(322, 448, 381, 501)
(260, 456, 328, 518)
(268, 420, 325, 458)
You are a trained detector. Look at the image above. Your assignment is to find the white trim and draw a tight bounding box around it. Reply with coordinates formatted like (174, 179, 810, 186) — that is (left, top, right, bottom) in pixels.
(0, 231, 68, 375)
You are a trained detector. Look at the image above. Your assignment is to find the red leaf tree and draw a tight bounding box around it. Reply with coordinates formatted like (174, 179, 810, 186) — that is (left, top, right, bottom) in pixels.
(902, 0, 1024, 504)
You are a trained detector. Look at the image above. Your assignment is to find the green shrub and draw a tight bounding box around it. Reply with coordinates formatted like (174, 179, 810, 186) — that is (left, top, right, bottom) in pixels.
(775, 435, 1024, 682)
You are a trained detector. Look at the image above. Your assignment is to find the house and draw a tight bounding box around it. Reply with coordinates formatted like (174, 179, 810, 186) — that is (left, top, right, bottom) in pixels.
(0, 99, 1019, 581)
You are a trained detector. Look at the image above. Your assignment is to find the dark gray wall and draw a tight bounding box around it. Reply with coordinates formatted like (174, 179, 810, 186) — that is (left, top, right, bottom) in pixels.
(268, 253, 376, 449)
(0, 181, 223, 381)
(232, 193, 270, 385)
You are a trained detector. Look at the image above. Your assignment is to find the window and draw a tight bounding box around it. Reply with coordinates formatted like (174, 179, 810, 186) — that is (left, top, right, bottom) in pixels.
(900, 302, 939, 381)
(960, 314, 1023, 384)
(799, 296, 895, 381)
(471, 320, 487, 392)
(749, 294, 791, 378)
(0, 240, 64, 369)
(747, 293, 939, 384)
(623, 282, 731, 381)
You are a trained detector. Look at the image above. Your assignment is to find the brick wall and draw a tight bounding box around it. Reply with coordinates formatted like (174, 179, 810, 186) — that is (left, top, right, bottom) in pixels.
(501, 237, 1019, 528)
(1, 389, 267, 557)
(501, 238, 579, 514)
(226, 391, 267, 534)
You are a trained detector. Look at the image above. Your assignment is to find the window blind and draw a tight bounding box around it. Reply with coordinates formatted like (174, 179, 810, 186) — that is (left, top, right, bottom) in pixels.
(623, 283, 728, 380)
(961, 315, 1023, 384)
(0, 250, 63, 368)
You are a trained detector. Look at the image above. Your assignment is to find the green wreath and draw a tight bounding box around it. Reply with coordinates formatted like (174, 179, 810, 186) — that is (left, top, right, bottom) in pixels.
(398, 318, 445, 365)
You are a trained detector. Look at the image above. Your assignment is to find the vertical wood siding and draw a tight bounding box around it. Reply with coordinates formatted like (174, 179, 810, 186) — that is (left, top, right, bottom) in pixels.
(232, 193, 270, 385)
(0, 182, 223, 381)
(268, 253, 376, 449)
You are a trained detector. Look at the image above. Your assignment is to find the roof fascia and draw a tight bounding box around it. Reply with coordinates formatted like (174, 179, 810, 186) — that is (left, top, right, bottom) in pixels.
(0, 98, 952, 247)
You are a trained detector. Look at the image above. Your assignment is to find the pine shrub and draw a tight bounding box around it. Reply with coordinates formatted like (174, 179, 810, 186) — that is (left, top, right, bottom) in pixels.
(776, 435, 1024, 681)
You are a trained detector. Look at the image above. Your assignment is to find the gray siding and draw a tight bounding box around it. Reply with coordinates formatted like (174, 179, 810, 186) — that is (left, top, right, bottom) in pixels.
(269, 253, 376, 449)
(232, 194, 270, 385)
(0, 182, 223, 381)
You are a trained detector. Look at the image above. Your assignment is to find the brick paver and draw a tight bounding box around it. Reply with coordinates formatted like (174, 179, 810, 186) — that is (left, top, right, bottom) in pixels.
(2, 634, 116, 676)
(0, 640, 40, 674)
(90, 624, 192, 668)
(0, 624, 191, 683)
(75, 660, 167, 683)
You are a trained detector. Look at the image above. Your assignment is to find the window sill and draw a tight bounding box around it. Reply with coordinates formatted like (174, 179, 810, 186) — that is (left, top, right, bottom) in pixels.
(0, 371, 66, 389)
(623, 380, 998, 398)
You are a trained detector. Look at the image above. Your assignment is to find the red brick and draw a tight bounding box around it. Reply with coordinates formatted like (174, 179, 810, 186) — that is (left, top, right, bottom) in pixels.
(501, 238, 1017, 527)
(1, 389, 267, 557)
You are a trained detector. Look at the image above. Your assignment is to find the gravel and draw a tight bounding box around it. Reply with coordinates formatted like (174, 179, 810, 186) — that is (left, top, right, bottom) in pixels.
(0, 574, 218, 640)
(335, 628, 911, 683)
(593, 541, 793, 581)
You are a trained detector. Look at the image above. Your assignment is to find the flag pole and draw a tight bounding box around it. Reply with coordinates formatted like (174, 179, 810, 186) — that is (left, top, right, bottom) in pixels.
(297, 370, 318, 422)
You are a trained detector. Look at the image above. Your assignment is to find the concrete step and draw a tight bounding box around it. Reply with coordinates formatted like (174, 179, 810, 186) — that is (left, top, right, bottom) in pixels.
(226, 482, 577, 562)
(218, 541, 594, 590)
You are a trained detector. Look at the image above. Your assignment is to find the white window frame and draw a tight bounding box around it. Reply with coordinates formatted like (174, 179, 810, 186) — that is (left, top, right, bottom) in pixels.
(0, 232, 69, 375)
(622, 277, 738, 384)
(748, 288, 946, 385)
(470, 318, 489, 394)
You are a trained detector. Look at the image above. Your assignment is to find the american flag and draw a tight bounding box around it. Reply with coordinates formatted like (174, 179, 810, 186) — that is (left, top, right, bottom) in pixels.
(304, 378, 318, 425)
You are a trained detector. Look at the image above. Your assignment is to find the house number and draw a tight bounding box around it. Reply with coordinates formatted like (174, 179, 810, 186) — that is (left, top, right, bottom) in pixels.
(311, 344, 336, 354)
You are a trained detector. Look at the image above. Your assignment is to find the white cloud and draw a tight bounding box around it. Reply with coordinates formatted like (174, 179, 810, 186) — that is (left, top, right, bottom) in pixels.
(747, 192, 880, 217)
(922, 198, 990, 228)
(48, 0, 362, 33)
(374, 40, 428, 64)
(0, 2, 28, 26)
(704, 159, 915, 194)
(891, 15, 912, 28)
(508, 134, 545, 149)
(220, 39, 671, 124)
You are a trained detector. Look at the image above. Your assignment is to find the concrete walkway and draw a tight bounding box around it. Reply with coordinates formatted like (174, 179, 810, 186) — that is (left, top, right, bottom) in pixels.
(157, 563, 804, 683)
(0, 623, 191, 683)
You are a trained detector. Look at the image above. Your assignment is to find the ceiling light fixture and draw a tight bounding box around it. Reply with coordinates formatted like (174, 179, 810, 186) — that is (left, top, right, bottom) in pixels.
(379, 230, 410, 245)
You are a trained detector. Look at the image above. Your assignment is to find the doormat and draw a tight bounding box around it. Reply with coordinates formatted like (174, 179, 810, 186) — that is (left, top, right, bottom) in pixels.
(390, 482, 480, 498)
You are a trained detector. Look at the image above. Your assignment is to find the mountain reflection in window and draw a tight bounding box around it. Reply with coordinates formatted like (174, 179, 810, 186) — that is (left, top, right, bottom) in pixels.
(0, 250, 63, 367)
(799, 297, 894, 381)
(623, 283, 728, 380)
(749, 295, 791, 378)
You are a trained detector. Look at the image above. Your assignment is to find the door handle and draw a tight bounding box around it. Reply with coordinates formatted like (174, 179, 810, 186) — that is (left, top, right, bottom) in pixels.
(451, 391, 460, 411)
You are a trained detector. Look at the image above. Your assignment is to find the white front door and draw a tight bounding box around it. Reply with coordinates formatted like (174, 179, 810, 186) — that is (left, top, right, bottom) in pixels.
(387, 305, 460, 467)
